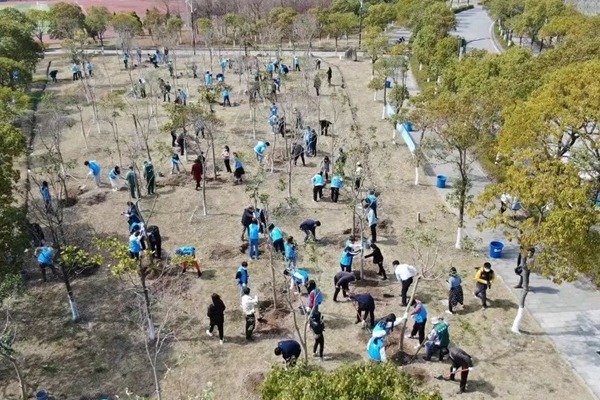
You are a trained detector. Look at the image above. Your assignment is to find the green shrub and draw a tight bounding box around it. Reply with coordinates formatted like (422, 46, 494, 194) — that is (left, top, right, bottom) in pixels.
(261, 362, 442, 400)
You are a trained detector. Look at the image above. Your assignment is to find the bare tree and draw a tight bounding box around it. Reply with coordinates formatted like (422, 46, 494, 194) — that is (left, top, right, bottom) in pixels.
(0, 313, 27, 400)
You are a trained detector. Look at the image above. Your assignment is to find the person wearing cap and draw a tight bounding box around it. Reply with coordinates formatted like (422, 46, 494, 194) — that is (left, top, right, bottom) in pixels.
(333, 271, 359, 302)
(423, 317, 450, 361)
(354, 162, 363, 190)
(349, 292, 375, 328)
(406, 298, 427, 345)
(447, 347, 474, 394)
(448, 267, 463, 314)
(474, 262, 495, 309)
(299, 219, 321, 242)
(394, 261, 418, 307)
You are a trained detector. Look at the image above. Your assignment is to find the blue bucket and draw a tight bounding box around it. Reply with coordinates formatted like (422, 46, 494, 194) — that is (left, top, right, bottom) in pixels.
(405, 121, 413, 131)
(489, 241, 504, 259)
(36, 390, 48, 400)
(436, 175, 447, 188)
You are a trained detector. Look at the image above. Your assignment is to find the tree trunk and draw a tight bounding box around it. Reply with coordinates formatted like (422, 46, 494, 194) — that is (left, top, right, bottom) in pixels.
(414, 164, 419, 185)
(76, 106, 89, 149)
(60, 265, 81, 321)
(512, 268, 530, 333)
(8, 357, 26, 400)
(139, 263, 156, 340)
(398, 275, 421, 352)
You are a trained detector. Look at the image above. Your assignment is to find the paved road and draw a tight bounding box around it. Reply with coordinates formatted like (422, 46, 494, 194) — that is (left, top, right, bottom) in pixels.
(451, 5, 502, 54)
(391, 6, 600, 399)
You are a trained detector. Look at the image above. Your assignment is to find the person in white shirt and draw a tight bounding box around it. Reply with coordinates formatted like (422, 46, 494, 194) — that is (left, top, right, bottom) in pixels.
(354, 162, 363, 190)
(241, 287, 258, 340)
(393, 261, 418, 307)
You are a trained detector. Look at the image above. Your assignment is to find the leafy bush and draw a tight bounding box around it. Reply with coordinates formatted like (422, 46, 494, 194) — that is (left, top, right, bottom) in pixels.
(58, 245, 103, 278)
(261, 362, 442, 400)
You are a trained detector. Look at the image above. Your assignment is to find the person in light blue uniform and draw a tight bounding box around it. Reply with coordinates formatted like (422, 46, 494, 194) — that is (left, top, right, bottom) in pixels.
(254, 141, 270, 165)
(365, 190, 378, 219)
(84, 160, 102, 188)
(235, 261, 249, 296)
(40, 181, 52, 212)
(270, 103, 278, 117)
(407, 298, 428, 344)
(368, 313, 408, 362)
(330, 175, 343, 203)
(267, 62, 274, 78)
(293, 55, 300, 71)
(339, 245, 360, 272)
(248, 218, 260, 259)
(129, 231, 143, 260)
(222, 88, 231, 106)
(220, 58, 227, 74)
(367, 337, 386, 362)
(86, 62, 93, 77)
(233, 153, 245, 184)
(36, 246, 58, 282)
(284, 268, 309, 294)
(268, 224, 285, 254)
(284, 236, 297, 269)
(311, 172, 325, 202)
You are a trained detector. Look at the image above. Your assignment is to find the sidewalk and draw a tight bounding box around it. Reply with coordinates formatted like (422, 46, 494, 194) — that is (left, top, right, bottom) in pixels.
(400, 47, 600, 400)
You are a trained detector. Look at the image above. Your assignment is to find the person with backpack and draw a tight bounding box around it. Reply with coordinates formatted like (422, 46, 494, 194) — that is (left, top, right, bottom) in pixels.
(309, 310, 325, 362)
(206, 293, 226, 345)
(241, 287, 258, 340)
(350, 293, 375, 328)
(311, 171, 325, 202)
(474, 262, 495, 309)
(306, 280, 323, 313)
(146, 225, 162, 259)
(268, 224, 285, 254)
(406, 298, 428, 345)
(423, 317, 450, 361)
(35, 246, 59, 282)
(284, 236, 298, 269)
(143, 161, 156, 195)
(235, 261, 249, 296)
(447, 267, 463, 314)
(364, 243, 387, 280)
(274, 339, 301, 367)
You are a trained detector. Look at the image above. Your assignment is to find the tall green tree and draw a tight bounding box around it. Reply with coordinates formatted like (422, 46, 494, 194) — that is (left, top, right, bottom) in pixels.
(363, 27, 388, 76)
(85, 6, 112, 46)
(364, 3, 396, 30)
(111, 12, 143, 53)
(0, 14, 44, 70)
(26, 9, 51, 48)
(48, 1, 86, 39)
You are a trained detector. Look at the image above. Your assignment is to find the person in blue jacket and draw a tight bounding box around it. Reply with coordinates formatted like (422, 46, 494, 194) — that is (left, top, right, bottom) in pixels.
(368, 313, 408, 362)
(270, 102, 278, 117)
(84, 160, 102, 188)
(372, 313, 407, 339)
(40, 181, 52, 212)
(248, 218, 260, 260)
(268, 224, 285, 254)
(365, 190, 378, 218)
(284, 236, 297, 269)
(274, 339, 301, 367)
(311, 172, 325, 202)
(330, 175, 343, 203)
(254, 141, 270, 165)
(129, 231, 143, 260)
(284, 268, 309, 294)
(235, 261, 249, 296)
(340, 245, 360, 272)
(222, 88, 231, 106)
(367, 336, 387, 362)
(36, 246, 58, 282)
(407, 298, 428, 345)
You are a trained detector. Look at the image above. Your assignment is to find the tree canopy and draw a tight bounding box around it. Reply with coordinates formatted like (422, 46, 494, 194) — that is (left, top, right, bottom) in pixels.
(48, 1, 86, 39)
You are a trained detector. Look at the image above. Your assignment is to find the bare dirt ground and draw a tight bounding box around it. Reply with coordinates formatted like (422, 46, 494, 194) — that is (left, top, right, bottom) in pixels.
(0, 47, 594, 400)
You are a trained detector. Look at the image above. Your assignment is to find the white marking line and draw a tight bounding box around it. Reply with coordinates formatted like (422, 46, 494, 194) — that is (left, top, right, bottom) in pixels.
(489, 21, 503, 54)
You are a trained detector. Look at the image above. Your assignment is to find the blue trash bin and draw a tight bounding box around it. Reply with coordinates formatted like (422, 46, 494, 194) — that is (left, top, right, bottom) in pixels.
(489, 241, 504, 259)
(36, 390, 48, 400)
(405, 121, 413, 131)
(436, 175, 447, 188)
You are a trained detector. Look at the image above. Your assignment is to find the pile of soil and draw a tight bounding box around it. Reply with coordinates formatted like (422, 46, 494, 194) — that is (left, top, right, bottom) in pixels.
(208, 243, 240, 260)
(378, 219, 395, 235)
(255, 309, 290, 335)
(158, 173, 189, 187)
(243, 372, 266, 394)
(403, 365, 431, 382)
(79, 191, 107, 206)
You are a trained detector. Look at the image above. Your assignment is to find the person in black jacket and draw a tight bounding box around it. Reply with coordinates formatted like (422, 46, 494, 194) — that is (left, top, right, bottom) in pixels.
(364, 243, 387, 280)
(309, 310, 325, 361)
(349, 293, 375, 328)
(333, 271, 359, 302)
(274, 339, 302, 367)
(447, 347, 474, 394)
(206, 293, 226, 344)
(299, 219, 321, 242)
(240, 206, 255, 241)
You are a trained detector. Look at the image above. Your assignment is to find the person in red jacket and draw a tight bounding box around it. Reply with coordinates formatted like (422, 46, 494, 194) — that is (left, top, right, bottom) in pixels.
(191, 157, 203, 190)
